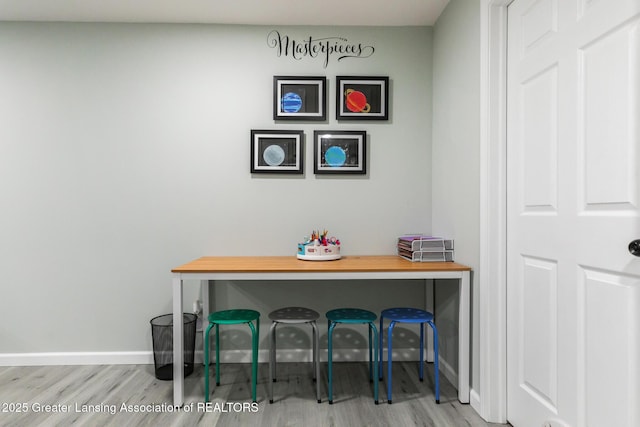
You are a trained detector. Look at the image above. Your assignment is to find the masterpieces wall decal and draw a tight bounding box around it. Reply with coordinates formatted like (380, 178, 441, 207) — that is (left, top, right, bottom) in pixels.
(267, 30, 375, 68)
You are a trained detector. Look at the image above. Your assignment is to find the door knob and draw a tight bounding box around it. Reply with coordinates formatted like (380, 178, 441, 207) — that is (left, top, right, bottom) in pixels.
(629, 239, 640, 257)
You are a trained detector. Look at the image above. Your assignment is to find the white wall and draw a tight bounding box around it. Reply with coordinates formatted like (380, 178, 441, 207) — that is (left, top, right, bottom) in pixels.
(432, 0, 482, 401)
(0, 23, 434, 359)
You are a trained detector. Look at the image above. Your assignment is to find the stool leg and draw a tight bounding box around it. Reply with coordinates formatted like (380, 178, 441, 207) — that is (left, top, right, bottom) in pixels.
(311, 321, 321, 403)
(370, 322, 379, 405)
(419, 322, 425, 381)
(271, 322, 277, 382)
(269, 321, 277, 404)
(387, 321, 396, 404)
(429, 320, 440, 404)
(378, 315, 384, 381)
(256, 319, 260, 401)
(248, 320, 258, 403)
(328, 321, 336, 404)
(368, 325, 373, 382)
(204, 321, 215, 402)
(311, 322, 317, 381)
(215, 324, 221, 387)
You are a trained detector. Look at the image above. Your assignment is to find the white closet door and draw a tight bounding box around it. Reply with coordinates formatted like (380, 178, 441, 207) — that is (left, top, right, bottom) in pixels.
(506, 0, 640, 426)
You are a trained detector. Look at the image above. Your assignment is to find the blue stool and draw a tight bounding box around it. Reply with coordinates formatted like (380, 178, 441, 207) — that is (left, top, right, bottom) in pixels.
(326, 308, 379, 404)
(204, 309, 260, 403)
(379, 307, 440, 404)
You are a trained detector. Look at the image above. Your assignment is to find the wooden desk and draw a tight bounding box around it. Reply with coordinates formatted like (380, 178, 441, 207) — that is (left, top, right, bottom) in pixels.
(171, 255, 471, 406)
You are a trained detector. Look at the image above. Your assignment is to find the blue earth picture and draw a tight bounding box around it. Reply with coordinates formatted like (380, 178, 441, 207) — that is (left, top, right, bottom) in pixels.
(324, 146, 347, 167)
(281, 92, 303, 113)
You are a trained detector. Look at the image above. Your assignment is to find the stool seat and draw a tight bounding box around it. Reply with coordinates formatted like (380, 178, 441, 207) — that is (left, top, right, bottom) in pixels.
(209, 309, 260, 324)
(326, 308, 379, 404)
(269, 307, 320, 323)
(268, 307, 321, 404)
(326, 308, 377, 323)
(381, 307, 434, 323)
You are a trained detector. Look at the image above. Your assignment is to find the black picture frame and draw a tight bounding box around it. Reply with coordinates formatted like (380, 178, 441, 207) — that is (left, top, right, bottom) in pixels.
(274, 76, 327, 121)
(314, 130, 367, 175)
(251, 130, 304, 174)
(336, 76, 389, 121)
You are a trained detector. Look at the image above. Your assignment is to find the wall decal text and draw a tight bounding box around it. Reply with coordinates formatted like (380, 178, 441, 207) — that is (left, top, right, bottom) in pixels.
(267, 30, 375, 68)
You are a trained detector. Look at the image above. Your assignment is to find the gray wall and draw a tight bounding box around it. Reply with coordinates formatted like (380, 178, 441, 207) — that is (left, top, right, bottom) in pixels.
(0, 23, 435, 357)
(432, 0, 481, 397)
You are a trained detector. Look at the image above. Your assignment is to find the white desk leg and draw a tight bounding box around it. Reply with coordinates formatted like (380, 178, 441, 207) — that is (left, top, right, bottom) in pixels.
(425, 279, 435, 362)
(458, 271, 470, 403)
(173, 275, 184, 407)
(200, 280, 209, 363)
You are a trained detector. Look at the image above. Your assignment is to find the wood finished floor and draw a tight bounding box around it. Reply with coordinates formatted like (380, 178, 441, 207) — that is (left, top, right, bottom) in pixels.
(0, 362, 506, 427)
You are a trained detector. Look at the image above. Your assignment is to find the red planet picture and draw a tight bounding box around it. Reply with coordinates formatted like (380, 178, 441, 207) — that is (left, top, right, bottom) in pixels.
(344, 89, 371, 113)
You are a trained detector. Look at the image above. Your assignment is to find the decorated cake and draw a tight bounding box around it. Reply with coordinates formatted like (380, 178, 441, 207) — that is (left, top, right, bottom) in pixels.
(297, 229, 341, 261)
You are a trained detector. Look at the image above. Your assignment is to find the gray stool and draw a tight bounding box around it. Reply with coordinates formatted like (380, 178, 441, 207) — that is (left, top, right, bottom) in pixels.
(268, 307, 321, 403)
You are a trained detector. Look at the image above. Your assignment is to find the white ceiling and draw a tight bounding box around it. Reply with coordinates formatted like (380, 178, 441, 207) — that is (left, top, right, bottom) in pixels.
(0, 0, 450, 26)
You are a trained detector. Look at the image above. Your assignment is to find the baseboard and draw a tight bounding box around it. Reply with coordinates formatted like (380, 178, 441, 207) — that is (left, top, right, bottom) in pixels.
(1, 348, 429, 367)
(438, 356, 458, 389)
(203, 348, 427, 364)
(0, 352, 153, 367)
(470, 388, 481, 413)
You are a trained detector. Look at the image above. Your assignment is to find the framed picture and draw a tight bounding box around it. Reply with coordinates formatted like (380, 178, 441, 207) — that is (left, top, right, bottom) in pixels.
(274, 76, 327, 121)
(314, 130, 367, 175)
(336, 76, 389, 120)
(251, 130, 304, 174)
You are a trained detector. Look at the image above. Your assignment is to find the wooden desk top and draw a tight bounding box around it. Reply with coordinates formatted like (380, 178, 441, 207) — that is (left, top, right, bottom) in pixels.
(172, 255, 471, 274)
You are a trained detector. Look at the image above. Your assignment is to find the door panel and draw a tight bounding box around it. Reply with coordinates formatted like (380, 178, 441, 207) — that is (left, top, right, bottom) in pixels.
(579, 21, 639, 210)
(521, 65, 558, 212)
(507, 0, 640, 426)
(521, 0, 557, 55)
(520, 256, 558, 412)
(579, 268, 640, 427)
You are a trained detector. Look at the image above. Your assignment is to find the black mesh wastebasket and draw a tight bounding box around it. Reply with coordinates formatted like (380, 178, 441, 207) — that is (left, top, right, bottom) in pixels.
(150, 313, 197, 380)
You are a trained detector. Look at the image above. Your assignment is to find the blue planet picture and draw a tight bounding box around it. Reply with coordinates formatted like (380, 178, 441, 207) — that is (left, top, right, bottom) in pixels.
(324, 146, 347, 167)
(281, 92, 303, 113)
(263, 144, 286, 166)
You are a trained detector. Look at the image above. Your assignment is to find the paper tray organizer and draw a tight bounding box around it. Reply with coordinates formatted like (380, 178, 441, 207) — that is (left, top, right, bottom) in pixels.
(397, 236, 454, 262)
